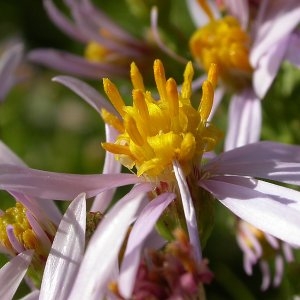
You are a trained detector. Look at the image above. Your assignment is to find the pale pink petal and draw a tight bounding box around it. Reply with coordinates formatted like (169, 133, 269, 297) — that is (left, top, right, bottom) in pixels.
(252, 36, 288, 98)
(39, 193, 86, 300)
(260, 260, 271, 291)
(199, 177, 300, 246)
(118, 192, 175, 298)
(173, 161, 202, 261)
(203, 141, 300, 185)
(285, 31, 300, 67)
(68, 184, 152, 300)
(223, 0, 249, 29)
(0, 140, 26, 166)
(186, 0, 220, 27)
(251, 0, 300, 67)
(43, 0, 87, 43)
(52, 75, 116, 115)
(28, 49, 128, 79)
(0, 250, 33, 300)
(150, 7, 188, 65)
(91, 125, 121, 212)
(0, 43, 23, 101)
(0, 164, 141, 199)
(273, 255, 284, 287)
(225, 90, 261, 151)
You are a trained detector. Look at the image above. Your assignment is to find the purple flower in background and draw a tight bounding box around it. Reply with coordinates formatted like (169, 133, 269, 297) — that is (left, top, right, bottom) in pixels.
(28, 0, 156, 79)
(187, 0, 300, 150)
(236, 219, 295, 290)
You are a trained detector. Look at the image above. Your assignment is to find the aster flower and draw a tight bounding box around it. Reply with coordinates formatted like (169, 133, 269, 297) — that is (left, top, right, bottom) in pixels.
(186, 0, 300, 150)
(28, 0, 156, 79)
(236, 219, 295, 291)
(1, 59, 300, 298)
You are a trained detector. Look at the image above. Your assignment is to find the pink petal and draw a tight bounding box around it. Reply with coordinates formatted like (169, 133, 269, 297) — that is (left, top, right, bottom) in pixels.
(91, 125, 121, 212)
(0, 43, 23, 101)
(118, 192, 175, 298)
(39, 193, 86, 300)
(173, 161, 202, 262)
(186, 0, 220, 27)
(52, 75, 116, 115)
(20, 290, 40, 300)
(199, 177, 300, 246)
(68, 184, 152, 300)
(252, 36, 288, 98)
(28, 49, 128, 79)
(251, 0, 300, 67)
(223, 0, 249, 29)
(0, 164, 141, 199)
(225, 90, 261, 150)
(0, 250, 33, 300)
(285, 31, 300, 67)
(203, 141, 300, 185)
(43, 0, 87, 43)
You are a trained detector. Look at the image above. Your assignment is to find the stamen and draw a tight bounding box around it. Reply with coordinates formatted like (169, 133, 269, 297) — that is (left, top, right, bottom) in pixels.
(181, 61, 194, 100)
(130, 62, 145, 91)
(166, 78, 179, 117)
(154, 59, 168, 100)
(199, 81, 214, 121)
(101, 109, 124, 133)
(197, 0, 215, 21)
(103, 78, 126, 117)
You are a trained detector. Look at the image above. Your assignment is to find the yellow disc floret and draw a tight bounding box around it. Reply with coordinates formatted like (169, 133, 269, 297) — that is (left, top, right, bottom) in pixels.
(0, 202, 38, 254)
(102, 60, 222, 180)
(190, 16, 252, 89)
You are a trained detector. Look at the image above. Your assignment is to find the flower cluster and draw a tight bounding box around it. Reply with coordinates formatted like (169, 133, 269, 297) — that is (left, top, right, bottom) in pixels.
(0, 0, 300, 299)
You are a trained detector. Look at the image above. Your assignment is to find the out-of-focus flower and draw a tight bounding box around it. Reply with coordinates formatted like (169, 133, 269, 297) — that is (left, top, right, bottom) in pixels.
(187, 0, 300, 150)
(1, 60, 300, 298)
(112, 228, 213, 300)
(28, 0, 157, 79)
(237, 219, 295, 291)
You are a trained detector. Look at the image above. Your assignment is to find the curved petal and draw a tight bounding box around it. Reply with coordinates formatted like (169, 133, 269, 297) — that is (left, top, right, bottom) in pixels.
(0, 164, 141, 199)
(186, 0, 220, 27)
(0, 250, 33, 300)
(199, 177, 300, 246)
(43, 0, 87, 43)
(284, 31, 300, 67)
(118, 192, 175, 298)
(28, 49, 128, 79)
(0, 43, 23, 101)
(173, 161, 202, 262)
(252, 36, 288, 99)
(225, 90, 261, 151)
(39, 193, 86, 300)
(20, 290, 40, 300)
(251, 0, 300, 68)
(67, 184, 152, 300)
(223, 0, 249, 29)
(203, 141, 300, 185)
(91, 125, 121, 212)
(52, 76, 116, 115)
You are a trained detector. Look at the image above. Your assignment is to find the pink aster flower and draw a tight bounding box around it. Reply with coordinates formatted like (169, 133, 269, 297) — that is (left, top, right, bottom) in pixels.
(28, 0, 156, 79)
(1, 60, 300, 297)
(186, 0, 300, 150)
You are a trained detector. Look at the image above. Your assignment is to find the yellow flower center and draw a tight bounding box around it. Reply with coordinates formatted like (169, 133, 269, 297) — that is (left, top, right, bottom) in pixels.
(85, 41, 111, 63)
(0, 202, 52, 257)
(101, 59, 222, 180)
(189, 16, 252, 90)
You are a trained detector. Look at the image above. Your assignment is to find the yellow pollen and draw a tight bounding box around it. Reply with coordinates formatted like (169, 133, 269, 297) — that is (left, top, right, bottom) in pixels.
(0, 203, 38, 254)
(85, 41, 110, 62)
(190, 16, 252, 89)
(102, 59, 222, 179)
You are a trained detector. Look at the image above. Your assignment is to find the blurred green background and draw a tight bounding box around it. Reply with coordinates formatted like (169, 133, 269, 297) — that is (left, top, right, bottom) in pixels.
(0, 0, 300, 299)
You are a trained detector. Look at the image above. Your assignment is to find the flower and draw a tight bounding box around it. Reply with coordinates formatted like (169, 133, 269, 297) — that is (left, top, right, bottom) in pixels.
(187, 0, 300, 150)
(236, 219, 295, 290)
(28, 0, 156, 79)
(1, 59, 300, 298)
